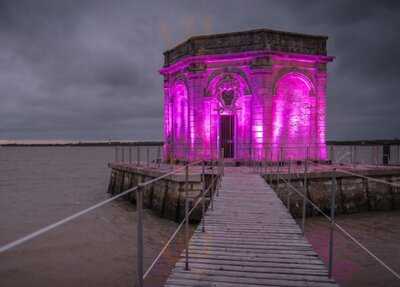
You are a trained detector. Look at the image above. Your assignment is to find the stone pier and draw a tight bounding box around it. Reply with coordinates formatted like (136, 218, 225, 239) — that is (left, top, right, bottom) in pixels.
(265, 164, 400, 218)
(107, 163, 218, 222)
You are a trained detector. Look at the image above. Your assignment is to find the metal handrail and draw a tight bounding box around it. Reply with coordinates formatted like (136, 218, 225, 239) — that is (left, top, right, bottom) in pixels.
(280, 176, 332, 222)
(143, 167, 220, 279)
(134, 160, 204, 287)
(276, 169, 400, 281)
(335, 167, 400, 188)
(0, 160, 201, 254)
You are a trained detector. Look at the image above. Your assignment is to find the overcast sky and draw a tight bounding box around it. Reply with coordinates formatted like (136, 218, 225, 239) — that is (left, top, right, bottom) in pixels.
(0, 0, 399, 141)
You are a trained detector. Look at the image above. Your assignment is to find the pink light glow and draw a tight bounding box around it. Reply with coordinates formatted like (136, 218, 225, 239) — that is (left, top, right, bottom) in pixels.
(272, 73, 316, 160)
(161, 51, 330, 162)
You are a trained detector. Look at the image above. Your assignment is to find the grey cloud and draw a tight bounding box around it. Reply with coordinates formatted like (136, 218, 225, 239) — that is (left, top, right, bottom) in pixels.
(0, 0, 399, 141)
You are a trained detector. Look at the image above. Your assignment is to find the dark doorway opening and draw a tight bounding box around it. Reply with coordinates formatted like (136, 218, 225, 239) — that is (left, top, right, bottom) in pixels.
(220, 115, 235, 158)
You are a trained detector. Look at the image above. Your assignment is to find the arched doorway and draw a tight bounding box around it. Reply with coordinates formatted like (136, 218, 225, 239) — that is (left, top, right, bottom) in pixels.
(206, 71, 253, 160)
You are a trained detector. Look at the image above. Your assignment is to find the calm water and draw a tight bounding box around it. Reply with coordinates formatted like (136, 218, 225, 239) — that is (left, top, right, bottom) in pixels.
(304, 211, 400, 287)
(0, 146, 180, 287)
(0, 146, 399, 286)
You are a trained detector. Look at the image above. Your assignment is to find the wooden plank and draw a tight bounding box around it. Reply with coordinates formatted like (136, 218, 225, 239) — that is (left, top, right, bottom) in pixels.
(164, 170, 339, 286)
(167, 273, 338, 287)
(174, 261, 328, 276)
(173, 266, 333, 283)
(186, 252, 326, 266)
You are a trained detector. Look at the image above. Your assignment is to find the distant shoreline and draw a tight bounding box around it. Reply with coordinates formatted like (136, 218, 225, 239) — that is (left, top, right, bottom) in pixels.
(0, 141, 164, 147)
(1, 139, 399, 147)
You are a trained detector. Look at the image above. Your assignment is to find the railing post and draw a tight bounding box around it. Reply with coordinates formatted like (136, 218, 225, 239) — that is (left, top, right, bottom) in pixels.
(129, 146, 132, 164)
(136, 183, 144, 287)
(354, 145, 358, 165)
(115, 146, 118, 162)
(269, 150, 273, 184)
(287, 159, 291, 212)
(269, 162, 274, 185)
(397, 144, 400, 165)
(264, 146, 267, 175)
(210, 162, 214, 211)
(121, 146, 125, 163)
(328, 170, 337, 278)
(137, 146, 140, 166)
(302, 157, 308, 235)
(221, 148, 224, 177)
(146, 147, 150, 167)
(276, 152, 280, 195)
(202, 161, 206, 233)
(157, 146, 161, 168)
(350, 145, 353, 165)
(184, 164, 190, 270)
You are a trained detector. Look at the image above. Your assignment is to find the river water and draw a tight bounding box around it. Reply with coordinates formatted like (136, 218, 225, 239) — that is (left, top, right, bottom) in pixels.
(0, 146, 399, 286)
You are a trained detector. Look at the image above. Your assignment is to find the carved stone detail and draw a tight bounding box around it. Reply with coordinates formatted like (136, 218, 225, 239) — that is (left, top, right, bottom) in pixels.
(250, 56, 272, 69)
(186, 62, 207, 73)
(164, 28, 328, 66)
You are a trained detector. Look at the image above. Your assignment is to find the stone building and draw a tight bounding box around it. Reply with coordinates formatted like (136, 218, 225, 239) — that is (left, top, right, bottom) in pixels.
(160, 28, 334, 162)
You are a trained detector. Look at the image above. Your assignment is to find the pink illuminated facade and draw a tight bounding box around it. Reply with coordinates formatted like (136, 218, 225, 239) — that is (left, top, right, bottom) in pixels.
(161, 29, 334, 162)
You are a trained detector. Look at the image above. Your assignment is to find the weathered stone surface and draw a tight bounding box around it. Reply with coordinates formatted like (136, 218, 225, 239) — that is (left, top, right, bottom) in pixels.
(164, 28, 328, 66)
(107, 163, 217, 222)
(265, 169, 400, 218)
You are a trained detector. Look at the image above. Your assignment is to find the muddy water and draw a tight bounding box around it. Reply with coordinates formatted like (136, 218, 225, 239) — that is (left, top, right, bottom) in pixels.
(0, 146, 399, 286)
(304, 211, 400, 287)
(0, 146, 181, 287)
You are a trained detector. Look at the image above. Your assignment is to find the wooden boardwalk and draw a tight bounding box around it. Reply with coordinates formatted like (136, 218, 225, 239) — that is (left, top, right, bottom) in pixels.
(165, 169, 338, 287)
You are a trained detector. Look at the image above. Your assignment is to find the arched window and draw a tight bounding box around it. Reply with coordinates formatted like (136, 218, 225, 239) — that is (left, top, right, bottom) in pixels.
(272, 72, 315, 159)
(172, 81, 188, 157)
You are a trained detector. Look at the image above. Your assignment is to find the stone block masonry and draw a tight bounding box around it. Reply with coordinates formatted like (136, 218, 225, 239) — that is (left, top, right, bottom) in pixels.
(265, 167, 400, 218)
(107, 163, 218, 222)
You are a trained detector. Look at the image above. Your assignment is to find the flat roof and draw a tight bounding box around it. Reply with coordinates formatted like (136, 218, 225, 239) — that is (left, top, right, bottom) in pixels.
(163, 28, 329, 66)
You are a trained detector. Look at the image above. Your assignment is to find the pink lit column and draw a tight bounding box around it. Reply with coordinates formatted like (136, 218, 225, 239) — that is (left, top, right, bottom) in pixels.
(187, 69, 207, 161)
(163, 76, 172, 161)
(249, 59, 272, 161)
(316, 64, 328, 160)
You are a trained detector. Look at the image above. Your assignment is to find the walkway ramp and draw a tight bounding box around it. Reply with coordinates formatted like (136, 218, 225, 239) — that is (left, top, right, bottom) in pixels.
(165, 170, 338, 287)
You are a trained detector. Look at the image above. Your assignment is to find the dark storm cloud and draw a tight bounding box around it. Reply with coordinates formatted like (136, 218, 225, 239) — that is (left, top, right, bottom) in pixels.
(0, 0, 399, 140)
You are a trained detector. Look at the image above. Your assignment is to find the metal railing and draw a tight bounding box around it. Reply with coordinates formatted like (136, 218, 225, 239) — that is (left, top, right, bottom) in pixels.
(114, 145, 163, 168)
(264, 158, 400, 281)
(0, 152, 224, 287)
(328, 144, 400, 166)
(141, 160, 222, 284)
(166, 143, 327, 163)
(114, 143, 400, 166)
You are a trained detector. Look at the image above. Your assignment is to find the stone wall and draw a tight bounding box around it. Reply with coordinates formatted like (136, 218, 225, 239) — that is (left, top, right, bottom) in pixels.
(264, 170, 400, 218)
(107, 163, 218, 222)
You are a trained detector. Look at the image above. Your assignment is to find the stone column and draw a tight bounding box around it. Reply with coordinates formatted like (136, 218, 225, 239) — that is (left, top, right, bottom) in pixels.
(316, 63, 328, 160)
(186, 62, 207, 161)
(249, 56, 273, 161)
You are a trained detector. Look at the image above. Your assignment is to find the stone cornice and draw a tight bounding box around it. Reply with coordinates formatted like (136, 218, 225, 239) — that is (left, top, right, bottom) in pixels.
(163, 28, 329, 67)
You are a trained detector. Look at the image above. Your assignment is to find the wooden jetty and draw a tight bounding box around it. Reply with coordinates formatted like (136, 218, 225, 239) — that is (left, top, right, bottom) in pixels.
(165, 169, 338, 286)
